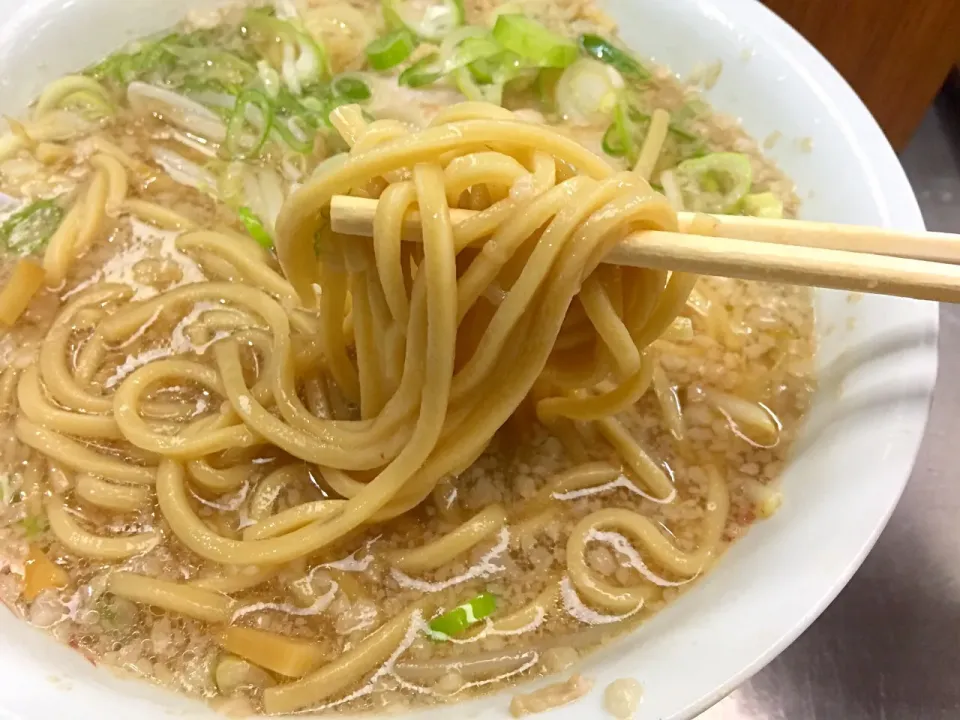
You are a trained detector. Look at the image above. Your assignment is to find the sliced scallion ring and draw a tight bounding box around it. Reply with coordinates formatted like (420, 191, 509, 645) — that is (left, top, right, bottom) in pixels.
(601, 122, 626, 158)
(0, 199, 64, 256)
(491, 14, 578, 68)
(427, 592, 497, 639)
(238, 206, 274, 249)
(674, 152, 753, 213)
(554, 58, 624, 125)
(742, 191, 784, 218)
(226, 89, 274, 159)
(332, 75, 372, 101)
(383, 0, 466, 42)
(398, 52, 443, 87)
(366, 30, 418, 70)
(272, 113, 315, 154)
(454, 66, 503, 105)
(439, 26, 501, 74)
(578, 33, 649, 78)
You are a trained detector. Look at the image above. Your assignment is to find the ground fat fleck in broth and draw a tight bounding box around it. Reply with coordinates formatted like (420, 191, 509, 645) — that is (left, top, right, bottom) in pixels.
(0, 0, 814, 716)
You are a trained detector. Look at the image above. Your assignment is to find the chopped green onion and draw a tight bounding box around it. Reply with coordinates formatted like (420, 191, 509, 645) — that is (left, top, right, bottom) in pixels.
(467, 50, 522, 84)
(601, 99, 636, 162)
(440, 29, 502, 74)
(21, 515, 48, 540)
(491, 15, 578, 68)
(258, 60, 283, 98)
(454, 67, 503, 104)
(226, 89, 274, 159)
(427, 592, 497, 639)
(382, 0, 466, 41)
(674, 152, 753, 213)
(272, 114, 316, 154)
(244, 9, 330, 92)
(578, 34, 649, 79)
(554, 58, 623, 124)
(534, 67, 563, 108)
(366, 30, 418, 70)
(742, 191, 784, 219)
(332, 75, 372, 101)
(626, 105, 699, 143)
(0, 199, 64, 256)
(238, 206, 274, 248)
(86, 27, 258, 93)
(601, 123, 626, 157)
(398, 53, 443, 88)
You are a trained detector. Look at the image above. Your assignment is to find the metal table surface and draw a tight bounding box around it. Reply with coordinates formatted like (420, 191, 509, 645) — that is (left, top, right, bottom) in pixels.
(698, 98, 960, 720)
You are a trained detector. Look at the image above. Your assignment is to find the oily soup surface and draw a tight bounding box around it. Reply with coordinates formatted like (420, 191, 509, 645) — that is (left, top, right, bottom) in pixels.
(0, 0, 813, 716)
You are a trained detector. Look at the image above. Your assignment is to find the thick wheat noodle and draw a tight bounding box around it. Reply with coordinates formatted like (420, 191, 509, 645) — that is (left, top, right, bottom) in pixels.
(524, 462, 623, 510)
(387, 504, 508, 573)
(491, 578, 561, 634)
(447, 175, 636, 404)
(46, 495, 158, 559)
(0, 367, 18, 414)
(74, 331, 106, 384)
(328, 104, 367, 147)
(274, 119, 612, 302)
(17, 365, 122, 439)
(175, 231, 297, 303)
(248, 464, 307, 520)
(43, 167, 109, 284)
(89, 135, 148, 173)
(347, 247, 384, 418)
(595, 416, 674, 499)
(537, 356, 655, 422)
(39, 284, 132, 414)
(186, 458, 251, 493)
(263, 603, 431, 714)
(16, 417, 155, 484)
(566, 466, 730, 613)
(188, 565, 278, 593)
(89, 153, 129, 216)
(123, 198, 198, 230)
(74, 473, 151, 512)
(579, 272, 642, 377)
(372, 180, 416, 326)
(113, 359, 261, 458)
(242, 499, 347, 540)
(652, 361, 685, 439)
(510, 506, 562, 542)
(108, 571, 237, 623)
(443, 151, 528, 204)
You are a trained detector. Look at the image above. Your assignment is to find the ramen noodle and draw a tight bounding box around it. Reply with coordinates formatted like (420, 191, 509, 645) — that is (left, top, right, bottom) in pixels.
(0, 0, 814, 715)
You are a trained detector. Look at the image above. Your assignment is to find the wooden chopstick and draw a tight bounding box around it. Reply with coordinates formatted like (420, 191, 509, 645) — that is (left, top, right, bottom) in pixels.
(329, 195, 960, 303)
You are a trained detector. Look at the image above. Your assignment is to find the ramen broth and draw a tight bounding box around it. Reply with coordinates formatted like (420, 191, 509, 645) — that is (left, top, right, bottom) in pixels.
(0, 0, 813, 715)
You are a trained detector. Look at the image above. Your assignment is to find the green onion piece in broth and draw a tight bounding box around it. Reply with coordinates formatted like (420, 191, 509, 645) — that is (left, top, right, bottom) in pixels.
(491, 15, 578, 68)
(366, 30, 418, 70)
(578, 34, 649, 79)
(238, 206, 274, 249)
(398, 53, 443, 87)
(332, 75, 372, 101)
(382, 0, 466, 41)
(0, 199, 64, 256)
(674, 152, 753, 213)
(226, 89, 274, 159)
(427, 592, 497, 639)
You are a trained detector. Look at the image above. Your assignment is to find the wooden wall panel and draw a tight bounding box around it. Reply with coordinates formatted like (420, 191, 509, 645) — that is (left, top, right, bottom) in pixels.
(763, 0, 960, 150)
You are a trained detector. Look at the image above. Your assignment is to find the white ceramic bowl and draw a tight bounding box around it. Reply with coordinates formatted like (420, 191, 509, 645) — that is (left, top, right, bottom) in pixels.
(0, 1, 938, 718)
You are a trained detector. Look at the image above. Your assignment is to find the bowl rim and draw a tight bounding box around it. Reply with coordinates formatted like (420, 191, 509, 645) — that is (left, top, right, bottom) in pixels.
(670, 0, 938, 715)
(0, 0, 939, 718)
